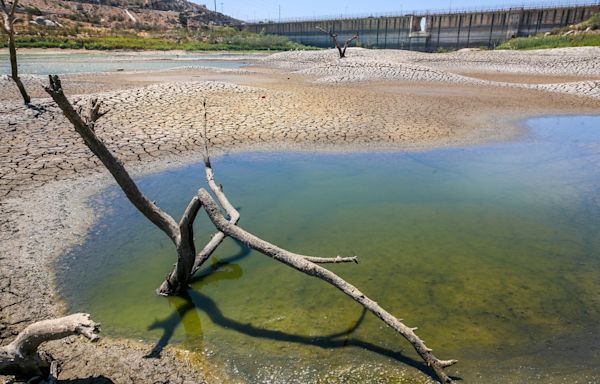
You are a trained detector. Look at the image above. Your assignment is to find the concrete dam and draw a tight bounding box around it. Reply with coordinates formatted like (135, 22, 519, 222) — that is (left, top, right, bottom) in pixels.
(241, 3, 600, 51)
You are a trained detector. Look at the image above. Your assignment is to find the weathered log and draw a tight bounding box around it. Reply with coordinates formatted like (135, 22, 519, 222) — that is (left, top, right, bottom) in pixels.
(316, 26, 359, 58)
(0, 0, 31, 104)
(0, 314, 100, 378)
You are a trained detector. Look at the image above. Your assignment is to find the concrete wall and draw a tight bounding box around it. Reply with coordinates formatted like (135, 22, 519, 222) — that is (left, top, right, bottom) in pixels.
(241, 4, 600, 51)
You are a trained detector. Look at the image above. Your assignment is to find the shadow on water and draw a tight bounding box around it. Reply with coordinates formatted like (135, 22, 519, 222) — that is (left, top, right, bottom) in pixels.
(144, 241, 460, 382)
(145, 239, 249, 358)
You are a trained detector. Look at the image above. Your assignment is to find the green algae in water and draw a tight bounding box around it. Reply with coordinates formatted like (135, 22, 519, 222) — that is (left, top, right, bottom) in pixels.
(58, 116, 600, 383)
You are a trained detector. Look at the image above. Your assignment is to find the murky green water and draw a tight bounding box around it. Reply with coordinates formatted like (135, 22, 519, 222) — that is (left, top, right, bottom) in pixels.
(58, 116, 600, 383)
(0, 52, 248, 75)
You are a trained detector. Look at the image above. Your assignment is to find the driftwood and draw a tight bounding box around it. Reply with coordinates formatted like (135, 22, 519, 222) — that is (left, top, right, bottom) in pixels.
(0, 0, 30, 104)
(0, 313, 100, 378)
(316, 26, 359, 58)
(45, 75, 457, 382)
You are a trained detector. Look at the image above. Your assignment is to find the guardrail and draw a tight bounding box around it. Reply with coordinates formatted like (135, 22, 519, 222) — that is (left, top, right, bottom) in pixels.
(240, 0, 600, 24)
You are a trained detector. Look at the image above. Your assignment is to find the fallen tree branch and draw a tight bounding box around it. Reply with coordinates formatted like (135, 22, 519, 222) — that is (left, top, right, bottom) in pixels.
(0, 314, 100, 378)
(196, 189, 457, 382)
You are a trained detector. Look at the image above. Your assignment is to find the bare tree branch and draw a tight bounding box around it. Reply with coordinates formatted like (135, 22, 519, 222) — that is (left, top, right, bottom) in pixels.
(303, 255, 358, 264)
(342, 34, 359, 57)
(316, 25, 359, 58)
(190, 99, 241, 273)
(191, 101, 356, 272)
(44, 76, 180, 243)
(0, 0, 30, 104)
(9, 0, 17, 17)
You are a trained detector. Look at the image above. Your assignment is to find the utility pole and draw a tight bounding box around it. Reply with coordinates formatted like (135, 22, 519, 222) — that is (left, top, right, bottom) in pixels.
(221, 2, 224, 13)
(278, 4, 281, 22)
(213, 0, 216, 12)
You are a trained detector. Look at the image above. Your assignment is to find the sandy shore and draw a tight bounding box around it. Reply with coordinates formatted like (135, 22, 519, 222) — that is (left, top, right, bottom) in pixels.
(1, 47, 600, 383)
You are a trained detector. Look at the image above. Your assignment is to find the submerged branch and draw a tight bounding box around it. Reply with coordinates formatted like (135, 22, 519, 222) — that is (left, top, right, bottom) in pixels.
(197, 189, 457, 383)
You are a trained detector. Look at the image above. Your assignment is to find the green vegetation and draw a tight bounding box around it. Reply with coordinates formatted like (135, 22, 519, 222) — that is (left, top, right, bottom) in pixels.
(497, 33, 600, 50)
(573, 11, 600, 30)
(4, 26, 311, 51)
(498, 12, 600, 50)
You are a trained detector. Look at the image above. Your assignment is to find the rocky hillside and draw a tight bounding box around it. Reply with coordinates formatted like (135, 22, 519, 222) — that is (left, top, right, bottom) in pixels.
(77, 0, 207, 12)
(16, 0, 240, 30)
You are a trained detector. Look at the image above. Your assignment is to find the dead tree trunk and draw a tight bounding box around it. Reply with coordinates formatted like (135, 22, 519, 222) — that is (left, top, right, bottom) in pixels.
(45, 75, 457, 382)
(316, 26, 359, 58)
(0, 0, 31, 104)
(0, 313, 100, 378)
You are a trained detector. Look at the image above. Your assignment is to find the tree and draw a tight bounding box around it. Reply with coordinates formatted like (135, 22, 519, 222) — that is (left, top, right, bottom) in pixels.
(0, 314, 100, 380)
(316, 25, 359, 58)
(44, 75, 457, 383)
(0, 0, 31, 104)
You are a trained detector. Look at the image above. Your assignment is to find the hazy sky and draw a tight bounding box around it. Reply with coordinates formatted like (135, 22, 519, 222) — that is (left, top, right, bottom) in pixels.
(196, 0, 582, 21)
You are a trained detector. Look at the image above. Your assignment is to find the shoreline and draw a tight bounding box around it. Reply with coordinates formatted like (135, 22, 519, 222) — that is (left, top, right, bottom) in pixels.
(1, 47, 600, 383)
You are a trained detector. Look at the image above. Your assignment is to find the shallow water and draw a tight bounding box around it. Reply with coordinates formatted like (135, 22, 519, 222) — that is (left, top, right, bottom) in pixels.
(58, 115, 600, 383)
(0, 52, 248, 75)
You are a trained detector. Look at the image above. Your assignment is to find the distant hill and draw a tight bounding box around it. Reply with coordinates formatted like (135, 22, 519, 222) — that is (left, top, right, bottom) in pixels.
(74, 0, 205, 13)
(16, 0, 241, 30)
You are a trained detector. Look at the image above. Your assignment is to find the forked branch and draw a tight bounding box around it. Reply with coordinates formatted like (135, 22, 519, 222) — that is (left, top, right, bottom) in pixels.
(316, 26, 359, 58)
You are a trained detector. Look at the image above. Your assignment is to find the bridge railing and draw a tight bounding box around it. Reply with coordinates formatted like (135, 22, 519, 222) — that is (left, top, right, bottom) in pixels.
(240, 0, 599, 24)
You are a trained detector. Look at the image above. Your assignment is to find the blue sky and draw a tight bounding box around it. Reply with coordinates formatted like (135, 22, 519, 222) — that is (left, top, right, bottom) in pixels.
(195, 0, 586, 21)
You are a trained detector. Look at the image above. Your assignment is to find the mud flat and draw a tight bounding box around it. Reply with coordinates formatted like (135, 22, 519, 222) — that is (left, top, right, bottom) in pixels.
(1, 47, 600, 383)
